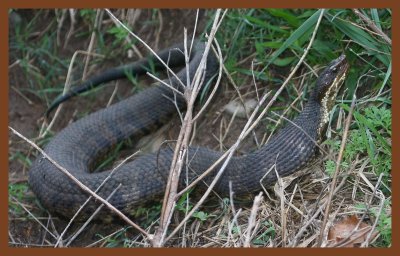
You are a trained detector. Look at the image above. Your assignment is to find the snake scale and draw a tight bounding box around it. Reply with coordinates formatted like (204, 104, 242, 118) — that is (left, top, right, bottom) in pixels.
(28, 40, 349, 220)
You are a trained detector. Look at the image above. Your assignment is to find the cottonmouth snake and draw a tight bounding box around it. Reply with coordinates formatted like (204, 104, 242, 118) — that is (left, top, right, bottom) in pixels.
(28, 40, 349, 220)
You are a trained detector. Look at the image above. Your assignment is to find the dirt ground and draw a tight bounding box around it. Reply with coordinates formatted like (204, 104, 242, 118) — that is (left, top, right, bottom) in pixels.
(8, 9, 274, 247)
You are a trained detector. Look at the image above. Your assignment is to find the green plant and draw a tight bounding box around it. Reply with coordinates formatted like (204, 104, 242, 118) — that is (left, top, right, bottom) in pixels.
(325, 105, 391, 181)
(8, 183, 31, 216)
(252, 220, 276, 245)
(355, 201, 392, 247)
(175, 190, 215, 222)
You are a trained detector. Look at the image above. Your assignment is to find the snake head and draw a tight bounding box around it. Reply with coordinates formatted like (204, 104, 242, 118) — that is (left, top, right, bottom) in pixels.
(314, 54, 350, 137)
(314, 54, 349, 103)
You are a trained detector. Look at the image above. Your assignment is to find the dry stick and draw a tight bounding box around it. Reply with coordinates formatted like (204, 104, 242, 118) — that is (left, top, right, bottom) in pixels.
(179, 12, 324, 211)
(9, 196, 58, 241)
(336, 227, 375, 248)
(221, 63, 260, 147)
(46, 217, 60, 246)
(9, 59, 21, 70)
(278, 175, 287, 247)
(189, 9, 199, 56)
(8, 230, 15, 245)
(227, 181, 243, 245)
(287, 184, 302, 216)
(105, 9, 186, 89)
(9, 126, 151, 239)
(154, 40, 194, 248)
(316, 95, 357, 247)
(153, 10, 225, 247)
(64, 184, 122, 247)
(10, 86, 33, 105)
(184, 30, 191, 88)
(193, 13, 232, 115)
(227, 208, 243, 246)
(146, 73, 184, 96)
(109, 11, 143, 59)
(154, 10, 163, 50)
(54, 150, 141, 247)
(289, 171, 351, 247)
(41, 50, 104, 138)
(170, 7, 325, 245)
(361, 191, 385, 247)
(228, 181, 238, 224)
(63, 9, 77, 49)
(334, 173, 384, 248)
(261, 92, 303, 146)
(85, 227, 125, 248)
(244, 192, 263, 247)
(56, 9, 68, 47)
(193, 38, 224, 122)
(106, 81, 119, 107)
(82, 9, 103, 81)
(166, 82, 279, 244)
(271, 112, 328, 155)
(221, 105, 240, 143)
(177, 8, 325, 202)
(251, 61, 261, 102)
(352, 9, 391, 45)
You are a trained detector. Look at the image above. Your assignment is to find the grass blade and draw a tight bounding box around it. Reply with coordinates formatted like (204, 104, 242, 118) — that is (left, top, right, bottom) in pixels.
(261, 9, 323, 72)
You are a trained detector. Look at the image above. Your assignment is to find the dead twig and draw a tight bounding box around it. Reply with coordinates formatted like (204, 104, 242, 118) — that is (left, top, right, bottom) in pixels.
(109, 10, 143, 59)
(244, 192, 263, 247)
(63, 9, 77, 49)
(64, 184, 122, 247)
(105, 9, 186, 90)
(9, 126, 151, 240)
(82, 9, 104, 81)
(153, 9, 226, 247)
(166, 76, 272, 244)
(9, 195, 58, 241)
(176, 8, 325, 205)
(54, 149, 140, 247)
(352, 9, 391, 45)
(316, 94, 357, 246)
(41, 50, 105, 138)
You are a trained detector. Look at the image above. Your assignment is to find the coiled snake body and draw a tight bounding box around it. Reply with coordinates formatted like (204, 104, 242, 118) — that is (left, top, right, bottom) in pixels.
(29, 40, 349, 219)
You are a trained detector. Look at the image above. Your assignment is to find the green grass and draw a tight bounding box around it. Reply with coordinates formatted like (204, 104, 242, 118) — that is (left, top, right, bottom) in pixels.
(9, 183, 29, 214)
(175, 189, 217, 222)
(252, 220, 276, 245)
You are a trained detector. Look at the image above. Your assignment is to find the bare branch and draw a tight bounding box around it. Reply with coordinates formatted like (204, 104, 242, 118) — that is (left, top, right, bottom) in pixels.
(316, 94, 357, 246)
(9, 126, 151, 240)
(352, 9, 391, 45)
(244, 192, 263, 247)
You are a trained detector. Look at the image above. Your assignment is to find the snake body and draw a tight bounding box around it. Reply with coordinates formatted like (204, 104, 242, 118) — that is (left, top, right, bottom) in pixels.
(28, 40, 349, 219)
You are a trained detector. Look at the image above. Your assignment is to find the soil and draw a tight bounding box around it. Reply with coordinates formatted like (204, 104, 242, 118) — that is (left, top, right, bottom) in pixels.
(8, 9, 270, 247)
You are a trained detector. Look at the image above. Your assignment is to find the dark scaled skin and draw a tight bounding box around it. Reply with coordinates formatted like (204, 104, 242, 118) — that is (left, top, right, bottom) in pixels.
(29, 40, 349, 220)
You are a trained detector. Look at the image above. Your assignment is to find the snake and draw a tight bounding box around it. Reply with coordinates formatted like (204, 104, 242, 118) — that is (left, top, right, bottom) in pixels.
(28, 39, 349, 220)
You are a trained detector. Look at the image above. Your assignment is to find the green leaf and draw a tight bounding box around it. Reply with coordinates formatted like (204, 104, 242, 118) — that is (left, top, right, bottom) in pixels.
(267, 9, 300, 27)
(272, 56, 296, 66)
(378, 60, 392, 94)
(192, 211, 209, 221)
(256, 41, 283, 49)
(244, 15, 289, 34)
(328, 14, 391, 67)
(370, 9, 382, 30)
(261, 9, 323, 72)
(312, 39, 337, 60)
(341, 104, 391, 153)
